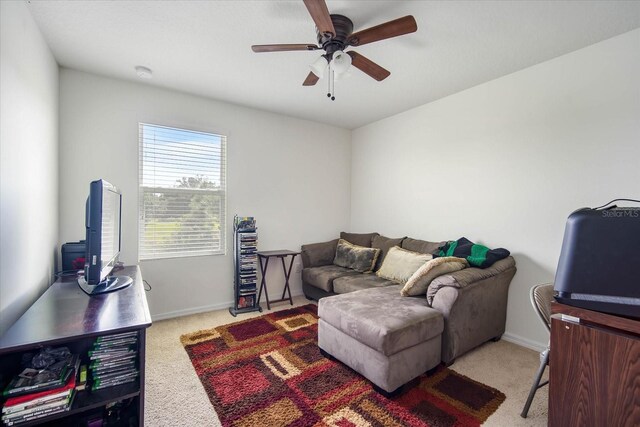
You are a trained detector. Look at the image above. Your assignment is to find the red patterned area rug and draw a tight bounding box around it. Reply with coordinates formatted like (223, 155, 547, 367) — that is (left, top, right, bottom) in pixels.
(180, 305, 505, 427)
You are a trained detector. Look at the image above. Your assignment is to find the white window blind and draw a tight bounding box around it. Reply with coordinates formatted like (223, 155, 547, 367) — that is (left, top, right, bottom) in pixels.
(139, 123, 226, 260)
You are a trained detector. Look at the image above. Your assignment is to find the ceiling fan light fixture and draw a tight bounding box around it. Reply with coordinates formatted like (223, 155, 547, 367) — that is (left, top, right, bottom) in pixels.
(251, 0, 417, 94)
(310, 55, 328, 78)
(331, 50, 351, 75)
(334, 69, 353, 81)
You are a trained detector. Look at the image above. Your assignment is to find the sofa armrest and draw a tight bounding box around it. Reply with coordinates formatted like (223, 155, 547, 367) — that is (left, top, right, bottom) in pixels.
(430, 262, 516, 363)
(301, 239, 339, 268)
(427, 256, 516, 304)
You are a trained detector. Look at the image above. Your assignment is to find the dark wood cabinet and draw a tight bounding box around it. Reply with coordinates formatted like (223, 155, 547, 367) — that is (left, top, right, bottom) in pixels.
(549, 303, 640, 427)
(0, 266, 151, 426)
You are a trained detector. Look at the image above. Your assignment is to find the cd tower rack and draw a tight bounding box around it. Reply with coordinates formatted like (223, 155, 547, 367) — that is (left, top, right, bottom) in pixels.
(229, 215, 262, 316)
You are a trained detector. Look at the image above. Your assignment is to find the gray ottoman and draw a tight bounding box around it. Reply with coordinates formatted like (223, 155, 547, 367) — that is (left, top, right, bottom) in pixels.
(318, 285, 444, 394)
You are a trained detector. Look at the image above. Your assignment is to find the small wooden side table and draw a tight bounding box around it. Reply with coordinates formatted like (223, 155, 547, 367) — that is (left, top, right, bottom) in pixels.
(257, 250, 300, 310)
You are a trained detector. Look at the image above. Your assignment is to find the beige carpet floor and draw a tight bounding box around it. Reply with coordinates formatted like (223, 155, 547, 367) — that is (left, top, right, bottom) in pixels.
(145, 296, 548, 426)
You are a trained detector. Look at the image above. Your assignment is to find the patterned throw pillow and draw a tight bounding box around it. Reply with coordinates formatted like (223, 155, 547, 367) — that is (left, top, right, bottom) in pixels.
(400, 257, 469, 296)
(376, 246, 433, 284)
(333, 239, 380, 273)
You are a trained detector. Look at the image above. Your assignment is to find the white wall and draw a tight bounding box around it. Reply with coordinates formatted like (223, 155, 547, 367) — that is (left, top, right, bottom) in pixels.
(0, 1, 59, 335)
(351, 29, 640, 350)
(59, 69, 351, 319)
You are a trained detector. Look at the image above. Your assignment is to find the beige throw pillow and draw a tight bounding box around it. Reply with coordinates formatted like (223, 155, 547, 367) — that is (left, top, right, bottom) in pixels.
(376, 246, 433, 284)
(371, 235, 405, 271)
(400, 257, 469, 296)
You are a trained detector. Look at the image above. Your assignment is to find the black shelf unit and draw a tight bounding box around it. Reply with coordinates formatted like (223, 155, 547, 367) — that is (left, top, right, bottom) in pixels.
(0, 266, 151, 426)
(229, 216, 262, 317)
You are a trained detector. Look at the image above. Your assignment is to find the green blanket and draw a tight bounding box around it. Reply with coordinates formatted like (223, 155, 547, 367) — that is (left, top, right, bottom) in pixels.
(437, 237, 510, 268)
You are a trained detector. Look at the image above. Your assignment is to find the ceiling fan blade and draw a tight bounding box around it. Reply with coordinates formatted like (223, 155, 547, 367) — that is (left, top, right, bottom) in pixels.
(303, 0, 336, 36)
(303, 72, 319, 86)
(252, 44, 319, 53)
(347, 51, 390, 81)
(348, 15, 417, 47)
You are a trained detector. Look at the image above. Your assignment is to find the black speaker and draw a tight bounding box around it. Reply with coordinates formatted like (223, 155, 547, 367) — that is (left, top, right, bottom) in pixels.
(554, 207, 640, 318)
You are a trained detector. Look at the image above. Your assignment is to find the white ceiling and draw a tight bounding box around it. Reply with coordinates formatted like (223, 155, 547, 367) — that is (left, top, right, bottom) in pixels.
(27, 1, 640, 129)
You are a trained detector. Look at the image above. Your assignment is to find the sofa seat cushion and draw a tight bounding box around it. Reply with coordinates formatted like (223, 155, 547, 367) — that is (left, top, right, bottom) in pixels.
(318, 286, 444, 356)
(302, 265, 360, 292)
(333, 274, 395, 294)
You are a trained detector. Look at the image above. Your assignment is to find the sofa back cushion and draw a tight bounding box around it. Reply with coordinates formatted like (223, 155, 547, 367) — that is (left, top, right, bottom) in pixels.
(340, 232, 379, 248)
(401, 238, 445, 255)
(333, 239, 380, 273)
(376, 246, 433, 284)
(372, 235, 405, 271)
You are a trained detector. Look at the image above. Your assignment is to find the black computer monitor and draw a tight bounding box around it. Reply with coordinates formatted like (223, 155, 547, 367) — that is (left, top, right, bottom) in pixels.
(78, 179, 132, 295)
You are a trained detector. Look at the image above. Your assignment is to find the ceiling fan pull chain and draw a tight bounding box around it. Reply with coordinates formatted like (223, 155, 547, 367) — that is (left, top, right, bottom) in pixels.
(327, 63, 332, 99)
(332, 72, 336, 101)
(330, 66, 336, 101)
(329, 69, 335, 100)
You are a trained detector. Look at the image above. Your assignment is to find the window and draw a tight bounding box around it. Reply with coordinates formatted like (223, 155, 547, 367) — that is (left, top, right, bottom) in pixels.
(139, 123, 226, 260)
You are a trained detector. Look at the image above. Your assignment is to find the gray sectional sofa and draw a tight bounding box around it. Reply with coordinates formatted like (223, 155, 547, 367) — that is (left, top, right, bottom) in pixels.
(301, 232, 516, 365)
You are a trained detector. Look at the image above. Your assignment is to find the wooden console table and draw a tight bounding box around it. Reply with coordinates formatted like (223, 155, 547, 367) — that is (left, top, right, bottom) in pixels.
(256, 250, 300, 310)
(549, 302, 640, 426)
(0, 265, 151, 426)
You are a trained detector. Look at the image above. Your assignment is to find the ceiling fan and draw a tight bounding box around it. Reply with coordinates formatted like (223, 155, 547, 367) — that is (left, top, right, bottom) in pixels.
(251, 0, 417, 99)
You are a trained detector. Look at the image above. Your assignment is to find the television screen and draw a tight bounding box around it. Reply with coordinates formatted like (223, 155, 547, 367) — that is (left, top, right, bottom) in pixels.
(79, 179, 132, 295)
(99, 183, 121, 279)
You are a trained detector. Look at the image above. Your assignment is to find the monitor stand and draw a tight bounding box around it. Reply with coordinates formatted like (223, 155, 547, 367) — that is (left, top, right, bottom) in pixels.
(78, 275, 133, 296)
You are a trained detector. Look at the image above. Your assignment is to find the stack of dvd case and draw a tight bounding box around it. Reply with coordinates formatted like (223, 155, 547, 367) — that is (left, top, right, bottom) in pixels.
(1, 380, 76, 426)
(1, 348, 79, 426)
(230, 215, 260, 314)
(238, 231, 258, 308)
(88, 332, 139, 391)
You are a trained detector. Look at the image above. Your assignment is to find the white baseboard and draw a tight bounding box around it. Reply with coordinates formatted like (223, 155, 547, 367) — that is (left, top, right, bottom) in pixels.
(152, 300, 235, 322)
(502, 332, 547, 353)
(153, 298, 547, 354)
(151, 290, 305, 322)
